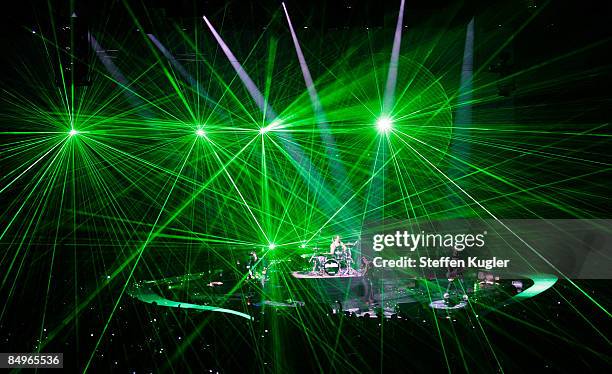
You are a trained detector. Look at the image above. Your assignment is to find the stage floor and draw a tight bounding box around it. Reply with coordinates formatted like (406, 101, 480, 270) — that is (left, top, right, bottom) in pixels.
(291, 270, 365, 279)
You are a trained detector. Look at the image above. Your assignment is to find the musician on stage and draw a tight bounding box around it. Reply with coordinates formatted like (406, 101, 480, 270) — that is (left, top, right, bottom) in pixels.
(330, 235, 346, 255)
(247, 250, 268, 286)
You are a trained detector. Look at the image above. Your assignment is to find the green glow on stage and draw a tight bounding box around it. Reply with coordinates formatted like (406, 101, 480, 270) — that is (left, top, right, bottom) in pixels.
(130, 284, 253, 320)
(514, 274, 558, 300)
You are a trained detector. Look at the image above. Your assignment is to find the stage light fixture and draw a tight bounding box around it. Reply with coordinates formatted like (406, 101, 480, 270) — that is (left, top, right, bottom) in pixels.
(376, 116, 393, 133)
(260, 120, 282, 135)
(259, 124, 276, 134)
(196, 128, 206, 137)
(69, 129, 78, 137)
(268, 243, 277, 250)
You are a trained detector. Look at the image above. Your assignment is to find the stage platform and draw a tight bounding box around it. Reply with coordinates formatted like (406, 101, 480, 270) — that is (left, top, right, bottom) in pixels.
(291, 270, 365, 279)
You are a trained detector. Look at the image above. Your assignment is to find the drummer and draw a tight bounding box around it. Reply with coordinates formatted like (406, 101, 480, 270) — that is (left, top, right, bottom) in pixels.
(330, 235, 347, 255)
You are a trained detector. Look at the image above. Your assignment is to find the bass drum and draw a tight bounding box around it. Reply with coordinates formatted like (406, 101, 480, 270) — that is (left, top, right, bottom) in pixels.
(333, 251, 346, 261)
(324, 259, 340, 276)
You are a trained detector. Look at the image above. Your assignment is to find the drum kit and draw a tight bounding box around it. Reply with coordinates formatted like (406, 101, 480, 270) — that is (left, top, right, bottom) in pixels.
(308, 243, 357, 276)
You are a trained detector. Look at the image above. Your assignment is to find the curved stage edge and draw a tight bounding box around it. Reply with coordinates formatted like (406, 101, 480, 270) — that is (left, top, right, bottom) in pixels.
(129, 271, 558, 318)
